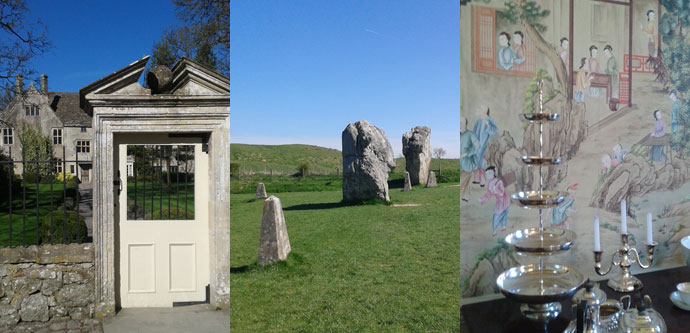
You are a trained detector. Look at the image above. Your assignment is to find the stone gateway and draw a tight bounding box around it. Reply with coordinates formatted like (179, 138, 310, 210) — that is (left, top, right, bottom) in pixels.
(402, 126, 432, 185)
(258, 196, 291, 265)
(341, 120, 396, 202)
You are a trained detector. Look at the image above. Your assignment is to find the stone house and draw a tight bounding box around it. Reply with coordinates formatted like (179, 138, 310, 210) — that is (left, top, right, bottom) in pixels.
(0, 74, 93, 182)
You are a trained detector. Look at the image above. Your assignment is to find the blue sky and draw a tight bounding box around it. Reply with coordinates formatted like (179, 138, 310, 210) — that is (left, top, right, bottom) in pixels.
(26, 1, 177, 92)
(230, 1, 460, 158)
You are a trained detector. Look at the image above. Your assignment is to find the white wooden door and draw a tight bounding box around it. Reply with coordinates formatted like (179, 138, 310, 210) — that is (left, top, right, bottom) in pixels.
(117, 142, 209, 307)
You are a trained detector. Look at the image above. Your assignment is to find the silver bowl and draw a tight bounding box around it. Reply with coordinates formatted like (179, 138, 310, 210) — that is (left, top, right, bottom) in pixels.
(520, 156, 562, 166)
(504, 228, 576, 255)
(520, 113, 560, 122)
(511, 191, 569, 209)
(496, 263, 585, 304)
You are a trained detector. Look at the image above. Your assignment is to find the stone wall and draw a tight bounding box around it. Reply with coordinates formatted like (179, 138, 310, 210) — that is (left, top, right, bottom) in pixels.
(0, 243, 102, 332)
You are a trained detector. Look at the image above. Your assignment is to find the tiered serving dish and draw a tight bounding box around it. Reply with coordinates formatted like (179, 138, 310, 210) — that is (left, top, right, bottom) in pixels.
(505, 227, 577, 255)
(497, 83, 585, 327)
(511, 191, 569, 209)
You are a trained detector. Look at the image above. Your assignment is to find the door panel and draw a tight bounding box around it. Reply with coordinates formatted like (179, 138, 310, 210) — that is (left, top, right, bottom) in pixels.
(117, 140, 209, 307)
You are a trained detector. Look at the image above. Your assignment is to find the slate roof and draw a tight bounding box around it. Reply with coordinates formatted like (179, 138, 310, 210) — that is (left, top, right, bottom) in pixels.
(47, 92, 91, 127)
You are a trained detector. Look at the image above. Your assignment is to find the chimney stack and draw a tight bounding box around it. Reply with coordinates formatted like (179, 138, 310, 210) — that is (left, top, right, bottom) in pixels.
(40, 74, 48, 94)
(15, 74, 23, 94)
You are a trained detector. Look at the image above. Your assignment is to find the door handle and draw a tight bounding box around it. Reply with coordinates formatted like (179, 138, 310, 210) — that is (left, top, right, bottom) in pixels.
(114, 170, 122, 195)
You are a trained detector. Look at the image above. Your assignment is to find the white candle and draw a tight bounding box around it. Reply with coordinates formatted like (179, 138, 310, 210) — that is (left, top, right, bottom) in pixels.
(594, 216, 601, 252)
(647, 213, 653, 244)
(621, 200, 627, 234)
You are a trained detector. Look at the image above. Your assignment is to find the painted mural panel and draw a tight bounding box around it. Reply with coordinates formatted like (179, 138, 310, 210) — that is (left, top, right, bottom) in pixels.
(460, 0, 690, 300)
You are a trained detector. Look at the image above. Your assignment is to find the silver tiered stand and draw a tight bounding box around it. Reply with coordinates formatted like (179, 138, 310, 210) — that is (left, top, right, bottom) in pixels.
(495, 84, 585, 329)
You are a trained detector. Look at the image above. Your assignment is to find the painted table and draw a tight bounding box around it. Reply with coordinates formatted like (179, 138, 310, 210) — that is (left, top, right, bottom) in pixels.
(637, 133, 672, 163)
(461, 266, 690, 332)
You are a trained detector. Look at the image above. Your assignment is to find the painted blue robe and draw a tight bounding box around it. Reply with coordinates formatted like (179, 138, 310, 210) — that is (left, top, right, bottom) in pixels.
(473, 117, 498, 170)
(498, 46, 523, 71)
(551, 197, 574, 225)
(460, 130, 480, 172)
(672, 101, 680, 134)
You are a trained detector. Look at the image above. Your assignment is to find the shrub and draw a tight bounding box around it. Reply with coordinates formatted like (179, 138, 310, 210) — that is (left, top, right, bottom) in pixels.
(296, 162, 310, 177)
(56, 172, 74, 183)
(230, 163, 240, 179)
(24, 171, 38, 184)
(40, 210, 87, 244)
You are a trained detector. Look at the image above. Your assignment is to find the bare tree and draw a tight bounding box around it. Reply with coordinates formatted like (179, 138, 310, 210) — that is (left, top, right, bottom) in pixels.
(0, 0, 52, 108)
(433, 147, 446, 176)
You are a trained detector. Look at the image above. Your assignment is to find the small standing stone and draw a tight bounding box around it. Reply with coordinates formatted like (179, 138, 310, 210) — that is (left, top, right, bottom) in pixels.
(258, 196, 291, 265)
(255, 183, 267, 199)
(426, 171, 438, 188)
(404, 172, 412, 191)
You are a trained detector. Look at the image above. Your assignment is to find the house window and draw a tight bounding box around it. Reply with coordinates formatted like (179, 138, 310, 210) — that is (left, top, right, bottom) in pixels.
(76, 140, 90, 153)
(55, 159, 63, 173)
(24, 105, 39, 116)
(80, 127, 87, 133)
(472, 5, 536, 76)
(53, 128, 62, 145)
(2, 128, 13, 145)
(70, 165, 75, 174)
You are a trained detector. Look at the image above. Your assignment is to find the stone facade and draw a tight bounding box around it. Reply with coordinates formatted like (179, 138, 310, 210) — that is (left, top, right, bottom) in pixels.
(0, 75, 93, 181)
(0, 244, 102, 332)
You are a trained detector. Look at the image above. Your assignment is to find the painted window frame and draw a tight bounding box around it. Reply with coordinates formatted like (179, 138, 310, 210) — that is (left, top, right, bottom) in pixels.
(2, 128, 13, 145)
(53, 128, 62, 145)
(471, 5, 537, 77)
(76, 140, 91, 153)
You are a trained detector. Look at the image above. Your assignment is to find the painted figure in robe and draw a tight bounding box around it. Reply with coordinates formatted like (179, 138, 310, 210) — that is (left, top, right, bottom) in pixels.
(478, 166, 509, 237)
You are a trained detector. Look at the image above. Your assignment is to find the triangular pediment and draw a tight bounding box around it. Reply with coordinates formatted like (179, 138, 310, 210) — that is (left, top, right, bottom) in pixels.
(169, 57, 229, 96)
(79, 56, 151, 107)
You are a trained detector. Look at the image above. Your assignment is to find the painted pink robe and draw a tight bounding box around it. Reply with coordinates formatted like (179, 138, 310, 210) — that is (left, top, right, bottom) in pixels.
(480, 177, 509, 215)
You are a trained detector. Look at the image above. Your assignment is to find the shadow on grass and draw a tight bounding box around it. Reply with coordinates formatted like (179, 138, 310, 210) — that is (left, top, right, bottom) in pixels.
(388, 178, 405, 189)
(230, 253, 309, 275)
(284, 202, 343, 211)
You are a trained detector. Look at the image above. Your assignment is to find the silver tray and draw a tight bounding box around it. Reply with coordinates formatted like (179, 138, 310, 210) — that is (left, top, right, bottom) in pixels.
(520, 156, 562, 166)
(511, 191, 569, 208)
(496, 263, 585, 304)
(520, 113, 560, 122)
(505, 228, 576, 255)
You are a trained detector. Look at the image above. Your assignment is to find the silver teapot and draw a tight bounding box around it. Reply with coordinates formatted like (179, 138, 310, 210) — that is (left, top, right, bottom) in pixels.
(618, 295, 666, 333)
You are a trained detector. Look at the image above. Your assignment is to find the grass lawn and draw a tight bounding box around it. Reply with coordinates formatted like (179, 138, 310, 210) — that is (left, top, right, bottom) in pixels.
(230, 184, 460, 332)
(0, 183, 72, 246)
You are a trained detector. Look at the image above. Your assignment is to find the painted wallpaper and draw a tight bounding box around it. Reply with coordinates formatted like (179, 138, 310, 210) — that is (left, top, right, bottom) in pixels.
(460, 0, 690, 299)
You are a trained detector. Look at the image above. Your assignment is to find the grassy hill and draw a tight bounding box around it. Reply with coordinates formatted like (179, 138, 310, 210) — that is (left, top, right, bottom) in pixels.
(231, 144, 342, 175)
(230, 143, 459, 176)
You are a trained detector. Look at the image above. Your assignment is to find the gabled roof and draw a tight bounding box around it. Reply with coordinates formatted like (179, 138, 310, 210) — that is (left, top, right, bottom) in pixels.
(48, 92, 91, 127)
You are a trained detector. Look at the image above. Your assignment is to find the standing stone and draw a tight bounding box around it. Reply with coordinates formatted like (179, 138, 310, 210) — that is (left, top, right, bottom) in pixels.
(258, 196, 291, 265)
(255, 182, 267, 199)
(426, 171, 438, 188)
(404, 171, 412, 191)
(342, 120, 396, 202)
(402, 126, 432, 185)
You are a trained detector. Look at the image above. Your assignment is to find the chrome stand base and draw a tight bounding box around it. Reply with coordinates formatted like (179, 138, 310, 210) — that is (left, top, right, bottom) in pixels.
(520, 302, 561, 322)
(607, 273, 642, 293)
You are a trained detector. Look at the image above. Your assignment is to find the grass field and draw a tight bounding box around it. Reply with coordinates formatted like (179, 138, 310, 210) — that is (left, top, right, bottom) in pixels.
(0, 183, 72, 246)
(230, 183, 460, 331)
(126, 180, 195, 219)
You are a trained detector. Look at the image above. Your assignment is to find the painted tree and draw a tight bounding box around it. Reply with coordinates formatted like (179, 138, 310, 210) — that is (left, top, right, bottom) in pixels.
(659, 0, 690, 155)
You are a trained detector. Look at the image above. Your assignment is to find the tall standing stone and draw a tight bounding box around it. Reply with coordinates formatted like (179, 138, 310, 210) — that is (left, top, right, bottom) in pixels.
(402, 126, 432, 185)
(255, 182, 267, 199)
(258, 196, 291, 265)
(426, 171, 437, 188)
(342, 120, 396, 202)
(404, 171, 412, 191)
